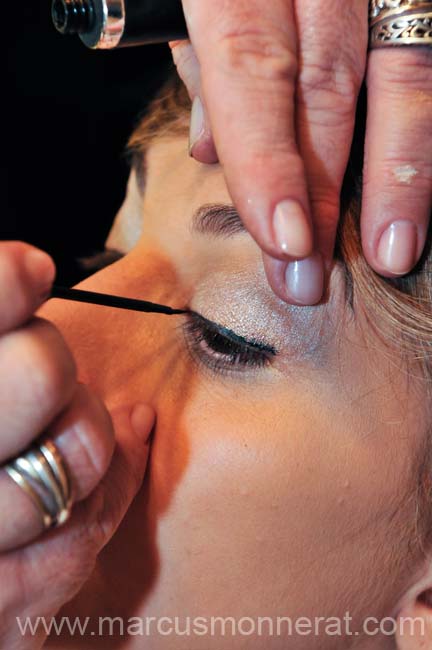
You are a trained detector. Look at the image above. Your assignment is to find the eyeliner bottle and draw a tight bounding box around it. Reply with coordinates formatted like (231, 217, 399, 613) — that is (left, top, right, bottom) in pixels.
(51, 0, 188, 49)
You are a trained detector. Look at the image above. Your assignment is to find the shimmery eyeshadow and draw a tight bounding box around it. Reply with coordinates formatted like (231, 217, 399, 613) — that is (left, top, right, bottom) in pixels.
(190, 312, 277, 355)
(191, 265, 333, 363)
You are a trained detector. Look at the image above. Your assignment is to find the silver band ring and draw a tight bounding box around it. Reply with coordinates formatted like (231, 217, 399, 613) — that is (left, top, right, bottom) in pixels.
(4, 439, 73, 530)
(369, 1, 432, 48)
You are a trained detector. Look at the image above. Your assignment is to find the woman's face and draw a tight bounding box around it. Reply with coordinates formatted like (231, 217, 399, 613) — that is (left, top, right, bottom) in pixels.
(41, 136, 428, 648)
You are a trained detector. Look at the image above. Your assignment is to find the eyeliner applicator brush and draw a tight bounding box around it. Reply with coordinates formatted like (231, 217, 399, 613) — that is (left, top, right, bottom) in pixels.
(49, 286, 188, 316)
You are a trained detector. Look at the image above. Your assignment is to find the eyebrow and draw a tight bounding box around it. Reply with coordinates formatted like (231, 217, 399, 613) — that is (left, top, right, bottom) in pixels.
(191, 203, 246, 238)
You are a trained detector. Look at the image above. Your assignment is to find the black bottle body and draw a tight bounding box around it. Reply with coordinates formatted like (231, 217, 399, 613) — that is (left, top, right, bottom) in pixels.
(121, 0, 187, 46)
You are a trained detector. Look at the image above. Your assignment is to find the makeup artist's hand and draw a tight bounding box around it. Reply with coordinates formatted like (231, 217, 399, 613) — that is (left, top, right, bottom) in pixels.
(0, 242, 154, 649)
(171, 0, 432, 305)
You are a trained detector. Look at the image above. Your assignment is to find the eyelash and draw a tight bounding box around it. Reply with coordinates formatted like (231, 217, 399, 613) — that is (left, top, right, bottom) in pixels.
(182, 314, 275, 375)
(89, 249, 276, 375)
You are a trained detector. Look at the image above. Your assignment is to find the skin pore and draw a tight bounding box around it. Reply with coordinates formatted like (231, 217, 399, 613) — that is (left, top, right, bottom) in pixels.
(40, 134, 430, 649)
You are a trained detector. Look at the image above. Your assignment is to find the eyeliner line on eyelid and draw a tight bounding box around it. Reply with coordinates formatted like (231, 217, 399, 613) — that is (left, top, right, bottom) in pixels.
(89, 249, 278, 357)
(187, 312, 278, 356)
(181, 314, 276, 376)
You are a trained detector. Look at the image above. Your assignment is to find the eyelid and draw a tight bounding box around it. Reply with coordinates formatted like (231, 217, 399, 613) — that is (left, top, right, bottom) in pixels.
(193, 313, 277, 355)
(182, 312, 277, 376)
(77, 250, 279, 366)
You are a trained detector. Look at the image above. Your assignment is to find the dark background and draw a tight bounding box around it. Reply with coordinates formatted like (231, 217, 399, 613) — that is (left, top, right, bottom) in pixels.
(6, 1, 172, 284)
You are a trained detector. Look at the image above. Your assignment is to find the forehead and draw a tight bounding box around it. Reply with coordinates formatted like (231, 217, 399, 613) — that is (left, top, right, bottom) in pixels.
(107, 135, 223, 252)
(142, 136, 231, 229)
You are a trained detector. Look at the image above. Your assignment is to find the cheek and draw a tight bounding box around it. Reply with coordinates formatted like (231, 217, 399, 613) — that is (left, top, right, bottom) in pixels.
(38, 249, 188, 407)
(146, 384, 410, 619)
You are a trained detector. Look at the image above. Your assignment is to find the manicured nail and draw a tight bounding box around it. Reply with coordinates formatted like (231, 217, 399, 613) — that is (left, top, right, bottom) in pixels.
(285, 252, 324, 305)
(130, 403, 154, 442)
(25, 249, 56, 295)
(189, 95, 205, 156)
(377, 220, 418, 275)
(273, 200, 313, 258)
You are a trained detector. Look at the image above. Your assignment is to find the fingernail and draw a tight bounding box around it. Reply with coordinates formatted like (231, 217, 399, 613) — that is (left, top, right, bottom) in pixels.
(285, 252, 324, 305)
(130, 403, 154, 442)
(377, 220, 418, 275)
(25, 249, 56, 295)
(189, 95, 205, 155)
(273, 200, 313, 258)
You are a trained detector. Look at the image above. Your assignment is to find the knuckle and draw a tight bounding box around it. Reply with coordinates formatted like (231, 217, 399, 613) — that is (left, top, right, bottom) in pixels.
(370, 50, 432, 93)
(299, 59, 361, 120)
(22, 319, 77, 409)
(216, 27, 297, 84)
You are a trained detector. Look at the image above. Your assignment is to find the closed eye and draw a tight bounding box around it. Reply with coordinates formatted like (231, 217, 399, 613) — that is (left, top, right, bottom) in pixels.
(183, 312, 277, 375)
(78, 248, 278, 374)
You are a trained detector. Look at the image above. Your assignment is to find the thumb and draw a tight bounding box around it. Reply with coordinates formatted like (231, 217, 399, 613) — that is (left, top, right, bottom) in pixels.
(85, 402, 155, 550)
(169, 39, 218, 163)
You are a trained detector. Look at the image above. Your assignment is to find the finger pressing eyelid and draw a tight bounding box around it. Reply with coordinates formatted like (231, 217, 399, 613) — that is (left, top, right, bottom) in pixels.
(294, 0, 368, 280)
(263, 250, 324, 306)
(181, 0, 315, 263)
(361, 48, 432, 277)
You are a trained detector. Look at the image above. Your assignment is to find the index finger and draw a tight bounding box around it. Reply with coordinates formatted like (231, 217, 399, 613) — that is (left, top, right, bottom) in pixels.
(181, 0, 318, 276)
